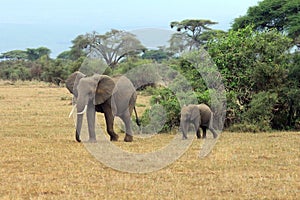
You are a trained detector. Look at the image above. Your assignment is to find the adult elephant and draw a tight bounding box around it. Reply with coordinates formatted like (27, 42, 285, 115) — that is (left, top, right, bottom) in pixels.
(66, 71, 140, 143)
(180, 104, 218, 139)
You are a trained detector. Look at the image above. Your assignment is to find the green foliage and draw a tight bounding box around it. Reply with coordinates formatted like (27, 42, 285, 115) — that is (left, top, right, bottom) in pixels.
(148, 88, 181, 132)
(0, 53, 78, 84)
(0, 60, 32, 81)
(40, 57, 71, 83)
(208, 26, 256, 94)
(57, 50, 73, 60)
(229, 91, 278, 132)
(113, 58, 153, 75)
(228, 122, 262, 133)
(125, 63, 162, 90)
(232, 0, 300, 44)
(141, 49, 170, 62)
(26, 47, 51, 61)
(207, 25, 298, 130)
(0, 47, 51, 61)
(272, 52, 300, 129)
(69, 35, 89, 60)
(85, 29, 146, 68)
(0, 50, 28, 60)
(243, 92, 278, 131)
(79, 58, 110, 76)
(169, 58, 206, 92)
(169, 19, 220, 52)
(139, 104, 167, 133)
(139, 54, 212, 132)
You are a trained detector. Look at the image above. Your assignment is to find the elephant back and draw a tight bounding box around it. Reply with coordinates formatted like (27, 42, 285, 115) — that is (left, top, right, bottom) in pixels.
(197, 104, 212, 127)
(110, 75, 136, 116)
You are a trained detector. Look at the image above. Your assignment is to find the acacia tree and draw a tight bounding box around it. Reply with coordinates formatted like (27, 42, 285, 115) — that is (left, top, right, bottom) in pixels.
(232, 0, 300, 48)
(0, 50, 28, 60)
(85, 29, 145, 69)
(57, 35, 89, 61)
(168, 32, 191, 54)
(26, 47, 51, 61)
(70, 35, 90, 60)
(0, 47, 51, 61)
(169, 19, 219, 52)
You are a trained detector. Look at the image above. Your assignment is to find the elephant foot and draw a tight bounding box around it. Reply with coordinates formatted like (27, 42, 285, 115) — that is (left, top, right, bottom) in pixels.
(182, 135, 188, 140)
(88, 138, 97, 143)
(110, 134, 119, 141)
(75, 131, 81, 143)
(124, 134, 133, 142)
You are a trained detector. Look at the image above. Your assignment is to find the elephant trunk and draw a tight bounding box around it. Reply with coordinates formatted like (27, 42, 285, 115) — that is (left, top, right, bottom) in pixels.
(182, 122, 189, 134)
(75, 113, 83, 142)
(180, 118, 189, 139)
(75, 104, 87, 143)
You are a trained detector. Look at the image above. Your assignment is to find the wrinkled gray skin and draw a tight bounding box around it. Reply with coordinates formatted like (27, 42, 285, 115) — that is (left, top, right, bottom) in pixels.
(66, 71, 137, 142)
(180, 104, 218, 139)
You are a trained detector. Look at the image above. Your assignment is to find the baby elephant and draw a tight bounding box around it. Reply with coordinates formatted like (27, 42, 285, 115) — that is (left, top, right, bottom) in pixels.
(180, 104, 218, 139)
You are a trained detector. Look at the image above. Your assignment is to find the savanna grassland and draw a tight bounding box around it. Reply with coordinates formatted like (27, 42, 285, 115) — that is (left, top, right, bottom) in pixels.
(0, 81, 299, 199)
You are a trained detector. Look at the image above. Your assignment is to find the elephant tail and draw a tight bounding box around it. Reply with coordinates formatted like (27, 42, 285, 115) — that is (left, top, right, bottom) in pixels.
(134, 106, 141, 128)
(209, 112, 214, 129)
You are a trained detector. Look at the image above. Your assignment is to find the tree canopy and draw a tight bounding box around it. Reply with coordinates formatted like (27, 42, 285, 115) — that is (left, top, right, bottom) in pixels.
(0, 47, 51, 61)
(170, 19, 217, 50)
(207, 25, 298, 130)
(85, 29, 146, 68)
(0, 50, 28, 60)
(232, 0, 300, 47)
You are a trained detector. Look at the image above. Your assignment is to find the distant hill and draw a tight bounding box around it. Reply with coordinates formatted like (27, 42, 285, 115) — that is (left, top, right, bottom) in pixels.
(130, 28, 175, 49)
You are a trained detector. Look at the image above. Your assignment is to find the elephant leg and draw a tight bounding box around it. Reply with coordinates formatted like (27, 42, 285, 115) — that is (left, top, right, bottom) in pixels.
(196, 128, 201, 139)
(103, 106, 119, 141)
(181, 122, 189, 140)
(209, 127, 218, 139)
(193, 121, 201, 139)
(208, 114, 218, 138)
(87, 102, 96, 142)
(201, 126, 207, 139)
(120, 111, 133, 142)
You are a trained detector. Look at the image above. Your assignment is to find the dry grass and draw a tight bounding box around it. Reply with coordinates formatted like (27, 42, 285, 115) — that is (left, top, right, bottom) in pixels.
(0, 82, 299, 199)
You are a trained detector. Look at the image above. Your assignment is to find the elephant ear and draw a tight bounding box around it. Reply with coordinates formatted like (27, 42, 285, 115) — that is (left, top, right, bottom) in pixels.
(94, 75, 116, 105)
(65, 71, 86, 97)
(190, 105, 200, 121)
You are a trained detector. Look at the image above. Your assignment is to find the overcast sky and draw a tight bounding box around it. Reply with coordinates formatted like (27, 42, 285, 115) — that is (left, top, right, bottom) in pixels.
(0, 0, 260, 57)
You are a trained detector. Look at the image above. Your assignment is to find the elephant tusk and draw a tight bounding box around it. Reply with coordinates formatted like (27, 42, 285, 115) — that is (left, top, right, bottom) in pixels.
(69, 104, 77, 118)
(77, 105, 87, 115)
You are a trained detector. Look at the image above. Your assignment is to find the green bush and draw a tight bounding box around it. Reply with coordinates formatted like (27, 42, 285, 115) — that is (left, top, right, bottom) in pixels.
(139, 104, 167, 134)
(207, 26, 299, 131)
(228, 122, 260, 133)
(125, 63, 162, 90)
(142, 87, 181, 132)
(228, 121, 271, 133)
(231, 91, 278, 132)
